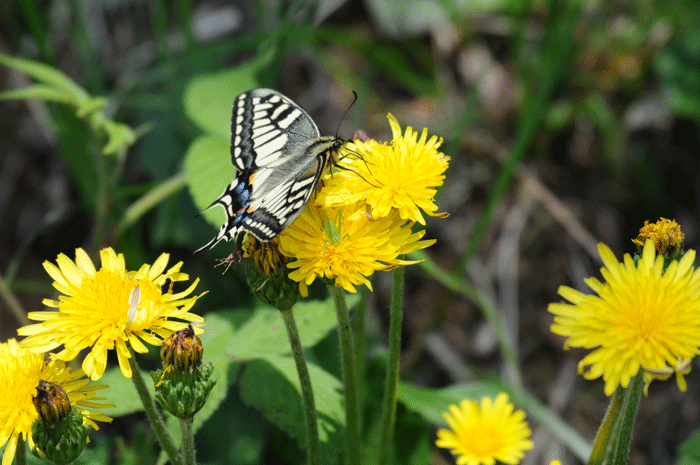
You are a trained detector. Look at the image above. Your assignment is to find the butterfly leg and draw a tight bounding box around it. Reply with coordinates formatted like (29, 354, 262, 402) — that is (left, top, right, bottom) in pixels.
(213, 232, 247, 274)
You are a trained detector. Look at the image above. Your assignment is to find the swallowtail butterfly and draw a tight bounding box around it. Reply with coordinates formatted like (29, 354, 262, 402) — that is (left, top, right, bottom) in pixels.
(195, 88, 344, 256)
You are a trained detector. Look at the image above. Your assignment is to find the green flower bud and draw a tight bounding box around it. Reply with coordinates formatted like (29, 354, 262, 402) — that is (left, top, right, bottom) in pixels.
(31, 383, 90, 465)
(244, 236, 300, 310)
(152, 363, 216, 419)
(153, 326, 216, 418)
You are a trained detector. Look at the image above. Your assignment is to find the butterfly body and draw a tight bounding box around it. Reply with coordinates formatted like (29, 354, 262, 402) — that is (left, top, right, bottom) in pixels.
(195, 88, 342, 256)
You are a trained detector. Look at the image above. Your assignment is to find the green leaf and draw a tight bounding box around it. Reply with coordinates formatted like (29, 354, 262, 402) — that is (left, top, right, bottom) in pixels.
(193, 388, 267, 465)
(99, 367, 149, 417)
(679, 427, 700, 459)
(397, 381, 502, 425)
(182, 62, 261, 138)
(227, 296, 357, 360)
(97, 313, 239, 422)
(189, 312, 240, 433)
(654, 25, 700, 124)
(182, 134, 234, 227)
(238, 356, 343, 463)
(76, 96, 107, 117)
(0, 84, 72, 103)
(102, 120, 137, 155)
(0, 54, 88, 105)
(265, 355, 345, 439)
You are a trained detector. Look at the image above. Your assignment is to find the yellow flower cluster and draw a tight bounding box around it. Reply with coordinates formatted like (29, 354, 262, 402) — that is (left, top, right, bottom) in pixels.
(435, 393, 533, 465)
(278, 114, 449, 295)
(632, 217, 684, 256)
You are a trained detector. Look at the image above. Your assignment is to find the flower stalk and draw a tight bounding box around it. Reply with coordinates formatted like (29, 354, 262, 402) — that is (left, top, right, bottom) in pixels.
(128, 348, 183, 465)
(280, 308, 321, 465)
(588, 386, 624, 465)
(378, 265, 404, 465)
(330, 285, 362, 465)
(352, 289, 369, 410)
(605, 372, 644, 465)
(180, 418, 196, 465)
(15, 436, 26, 465)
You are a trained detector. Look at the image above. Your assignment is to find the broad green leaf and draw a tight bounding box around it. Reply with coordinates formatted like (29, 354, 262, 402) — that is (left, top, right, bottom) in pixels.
(183, 62, 261, 138)
(238, 357, 343, 463)
(654, 25, 700, 124)
(227, 296, 358, 360)
(182, 134, 234, 227)
(397, 381, 501, 425)
(98, 313, 238, 422)
(679, 427, 700, 459)
(193, 387, 267, 465)
(189, 312, 240, 433)
(0, 54, 88, 105)
(99, 367, 149, 417)
(264, 355, 345, 437)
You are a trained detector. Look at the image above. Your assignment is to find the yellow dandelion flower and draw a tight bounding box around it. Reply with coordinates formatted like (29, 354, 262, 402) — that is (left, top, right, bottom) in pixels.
(278, 201, 434, 296)
(632, 217, 684, 256)
(318, 113, 449, 225)
(18, 248, 205, 381)
(549, 240, 700, 396)
(0, 339, 112, 465)
(435, 393, 534, 465)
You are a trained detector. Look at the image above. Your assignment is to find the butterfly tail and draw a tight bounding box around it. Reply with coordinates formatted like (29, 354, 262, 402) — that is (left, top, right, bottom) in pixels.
(194, 179, 250, 257)
(193, 230, 226, 257)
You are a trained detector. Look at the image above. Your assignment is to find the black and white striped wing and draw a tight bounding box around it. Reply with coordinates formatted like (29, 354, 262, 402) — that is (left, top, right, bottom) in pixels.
(230, 88, 323, 171)
(195, 88, 340, 256)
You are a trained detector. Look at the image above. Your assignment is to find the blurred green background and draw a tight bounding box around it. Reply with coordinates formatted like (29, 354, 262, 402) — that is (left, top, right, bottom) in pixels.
(2, 0, 700, 464)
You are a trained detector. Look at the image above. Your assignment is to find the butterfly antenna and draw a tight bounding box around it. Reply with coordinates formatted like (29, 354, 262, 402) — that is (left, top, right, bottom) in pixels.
(335, 91, 358, 139)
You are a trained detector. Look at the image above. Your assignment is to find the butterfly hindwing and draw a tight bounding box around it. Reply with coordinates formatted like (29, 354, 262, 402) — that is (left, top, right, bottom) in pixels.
(195, 88, 341, 256)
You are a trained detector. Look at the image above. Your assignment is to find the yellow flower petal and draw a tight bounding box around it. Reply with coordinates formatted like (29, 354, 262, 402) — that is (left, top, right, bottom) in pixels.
(75, 248, 97, 277)
(318, 113, 449, 225)
(279, 202, 433, 294)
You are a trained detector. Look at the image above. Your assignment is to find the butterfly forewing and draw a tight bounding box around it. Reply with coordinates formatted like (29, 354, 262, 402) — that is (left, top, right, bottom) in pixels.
(195, 88, 342, 257)
(231, 89, 322, 172)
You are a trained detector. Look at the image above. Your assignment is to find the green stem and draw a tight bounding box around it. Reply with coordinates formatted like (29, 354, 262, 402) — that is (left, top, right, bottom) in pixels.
(459, 0, 582, 267)
(588, 385, 625, 465)
(180, 418, 196, 465)
(329, 285, 362, 465)
(606, 372, 644, 465)
(90, 141, 110, 250)
(0, 272, 30, 326)
(15, 435, 26, 465)
(113, 173, 187, 241)
(378, 266, 404, 465)
(509, 385, 591, 462)
(411, 249, 521, 385)
(280, 308, 321, 465)
(352, 289, 369, 415)
(128, 348, 183, 465)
